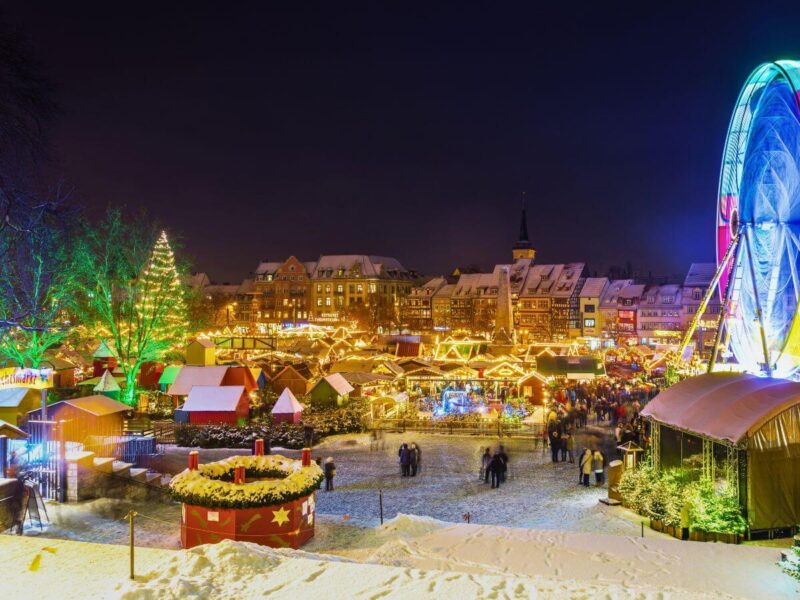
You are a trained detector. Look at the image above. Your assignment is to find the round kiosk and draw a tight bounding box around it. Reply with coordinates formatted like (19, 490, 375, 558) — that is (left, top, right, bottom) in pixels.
(169, 445, 323, 549)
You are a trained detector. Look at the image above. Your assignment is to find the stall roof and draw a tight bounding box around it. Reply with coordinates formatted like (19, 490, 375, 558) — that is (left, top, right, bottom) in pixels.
(641, 372, 800, 445)
(0, 388, 31, 408)
(184, 385, 245, 412)
(168, 365, 229, 395)
(272, 388, 303, 415)
(158, 365, 183, 385)
(0, 419, 28, 439)
(59, 395, 130, 417)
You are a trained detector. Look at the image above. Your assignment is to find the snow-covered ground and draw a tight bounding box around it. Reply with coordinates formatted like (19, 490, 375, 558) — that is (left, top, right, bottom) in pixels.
(2, 514, 795, 599)
(16, 428, 665, 550)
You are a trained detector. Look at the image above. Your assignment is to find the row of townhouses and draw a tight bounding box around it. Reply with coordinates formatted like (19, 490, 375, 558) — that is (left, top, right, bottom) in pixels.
(191, 255, 419, 329)
(400, 211, 720, 348)
(189, 209, 719, 349)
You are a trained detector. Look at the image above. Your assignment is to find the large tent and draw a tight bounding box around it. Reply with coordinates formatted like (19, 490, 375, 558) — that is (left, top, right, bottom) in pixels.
(642, 372, 800, 532)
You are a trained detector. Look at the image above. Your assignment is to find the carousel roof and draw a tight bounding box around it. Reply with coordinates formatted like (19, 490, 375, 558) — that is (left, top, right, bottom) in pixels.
(641, 372, 800, 445)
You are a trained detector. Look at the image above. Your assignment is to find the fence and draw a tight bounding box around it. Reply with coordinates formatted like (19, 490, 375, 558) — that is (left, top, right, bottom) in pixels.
(23, 420, 65, 501)
(83, 436, 158, 464)
(371, 417, 546, 440)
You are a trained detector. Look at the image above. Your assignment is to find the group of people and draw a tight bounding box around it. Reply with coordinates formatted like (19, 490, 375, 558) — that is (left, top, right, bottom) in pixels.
(479, 445, 509, 489)
(398, 442, 422, 476)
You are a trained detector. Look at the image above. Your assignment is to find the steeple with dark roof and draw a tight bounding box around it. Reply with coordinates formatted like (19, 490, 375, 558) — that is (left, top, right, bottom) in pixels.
(512, 200, 535, 261)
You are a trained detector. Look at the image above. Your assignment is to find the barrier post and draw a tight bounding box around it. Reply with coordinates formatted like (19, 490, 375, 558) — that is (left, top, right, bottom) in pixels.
(188, 450, 199, 471)
(254, 438, 265, 456)
(127, 510, 137, 580)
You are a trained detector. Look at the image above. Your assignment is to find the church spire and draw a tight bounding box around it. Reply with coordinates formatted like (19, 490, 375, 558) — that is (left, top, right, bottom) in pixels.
(512, 193, 535, 261)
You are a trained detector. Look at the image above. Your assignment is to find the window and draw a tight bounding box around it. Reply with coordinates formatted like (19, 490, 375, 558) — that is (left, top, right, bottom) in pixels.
(325, 297, 331, 306)
(282, 298, 288, 306)
(325, 284, 331, 293)
(337, 284, 343, 293)
(693, 289, 702, 300)
(357, 284, 363, 293)
(369, 283, 377, 294)
(584, 304, 595, 313)
(316, 298, 322, 306)
(266, 274, 273, 282)
(584, 318, 595, 327)
(316, 284, 322, 293)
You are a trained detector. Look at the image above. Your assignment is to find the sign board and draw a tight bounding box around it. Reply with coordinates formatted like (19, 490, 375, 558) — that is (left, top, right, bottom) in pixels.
(0, 367, 53, 390)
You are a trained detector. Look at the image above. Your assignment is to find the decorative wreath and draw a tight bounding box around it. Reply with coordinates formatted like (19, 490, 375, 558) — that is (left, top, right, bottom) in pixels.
(169, 454, 324, 509)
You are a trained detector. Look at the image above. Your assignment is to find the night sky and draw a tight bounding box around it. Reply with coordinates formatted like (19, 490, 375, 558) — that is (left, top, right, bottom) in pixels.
(5, 3, 800, 281)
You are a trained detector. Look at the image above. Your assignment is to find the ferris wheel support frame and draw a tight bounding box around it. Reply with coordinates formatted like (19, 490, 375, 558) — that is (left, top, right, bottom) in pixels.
(708, 230, 742, 372)
(742, 225, 774, 376)
(677, 232, 740, 363)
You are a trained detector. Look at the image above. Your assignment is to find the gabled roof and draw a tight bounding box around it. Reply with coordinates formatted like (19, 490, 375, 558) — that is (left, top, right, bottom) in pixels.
(684, 262, 716, 287)
(272, 388, 303, 414)
(189, 338, 215, 349)
(168, 365, 230, 395)
(0, 387, 31, 408)
(642, 372, 800, 446)
(579, 277, 609, 298)
(57, 395, 131, 417)
(0, 419, 28, 439)
(94, 370, 121, 392)
(184, 385, 246, 412)
(315, 373, 354, 395)
(92, 341, 115, 358)
(158, 365, 183, 385)
(338, 371, 395, 386)
(273, 363, 313, 381)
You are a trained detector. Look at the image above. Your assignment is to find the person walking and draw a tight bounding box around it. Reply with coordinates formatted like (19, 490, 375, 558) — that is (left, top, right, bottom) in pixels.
(324, 457, 336, 491)
(497, 445, 509, 482)
(593, 447, 605, 486)
(489, 452, 504, 489)
(579, 448, 592, 487)
(410, 442, 421, 477)
(565, 430, 575, 463)
(399, 443, 411, 477)
(481, 447, 491, 483)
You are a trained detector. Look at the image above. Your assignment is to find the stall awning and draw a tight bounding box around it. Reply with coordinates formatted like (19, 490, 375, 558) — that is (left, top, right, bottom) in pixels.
(641, 372, 800, 445)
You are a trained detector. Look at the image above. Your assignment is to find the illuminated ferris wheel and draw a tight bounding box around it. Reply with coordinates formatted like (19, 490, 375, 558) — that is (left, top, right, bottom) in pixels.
(702, 60, 800, 378)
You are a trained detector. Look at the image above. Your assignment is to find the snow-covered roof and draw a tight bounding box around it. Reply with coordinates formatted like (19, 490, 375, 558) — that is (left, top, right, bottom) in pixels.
(92, 340, 115, 358)
(0, 419, 28, 439)
(520, 264, 566, 297)
(579, 277, 609, 298)
(319, 373, 354, 395)
(59, 395, 131, 417)
(184, 385, 246, 412)
(255, 261, 281, 275)
(683, 262, 716, 287)
(168, 365, 229, 395)
(0, 387, 30, 408)
(311, 255, 409, 279)
(271, 388, 303, 415)
(599, 279, 634, 307)
(642, 372, 800, 445)
(618, 284, 646, 299)
(94, 370, 121, 392)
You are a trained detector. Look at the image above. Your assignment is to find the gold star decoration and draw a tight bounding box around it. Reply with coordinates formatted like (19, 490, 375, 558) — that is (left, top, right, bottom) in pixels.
(271, 506, 291, 527)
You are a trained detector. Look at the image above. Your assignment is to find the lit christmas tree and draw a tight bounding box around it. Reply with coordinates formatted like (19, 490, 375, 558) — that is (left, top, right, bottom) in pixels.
(137, 230, 189, 352)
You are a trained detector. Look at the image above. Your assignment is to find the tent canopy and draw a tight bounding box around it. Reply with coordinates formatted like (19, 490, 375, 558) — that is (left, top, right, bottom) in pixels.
(641, 372, 800, 445)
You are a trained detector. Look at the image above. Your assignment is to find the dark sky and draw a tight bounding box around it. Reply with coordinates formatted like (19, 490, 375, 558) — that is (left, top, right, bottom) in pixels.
(5, 3, 800, 281)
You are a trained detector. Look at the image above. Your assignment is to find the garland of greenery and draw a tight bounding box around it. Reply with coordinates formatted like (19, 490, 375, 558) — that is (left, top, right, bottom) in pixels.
(169, 454, 323, 509)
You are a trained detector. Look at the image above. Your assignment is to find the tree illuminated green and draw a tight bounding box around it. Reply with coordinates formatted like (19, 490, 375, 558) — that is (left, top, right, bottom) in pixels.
(0, 209, 78, 368)
(77, 210, 189, 405)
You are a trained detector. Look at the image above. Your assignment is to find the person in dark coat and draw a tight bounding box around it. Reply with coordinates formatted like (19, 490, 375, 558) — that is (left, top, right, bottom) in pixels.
(497, 445, 509, 482)
(488, 452, 504, 489)
(410, 442, 421, 476)
(481, 447, 491, 483)
(324, 457, 336, 491)
(399, 443, 411, 477)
